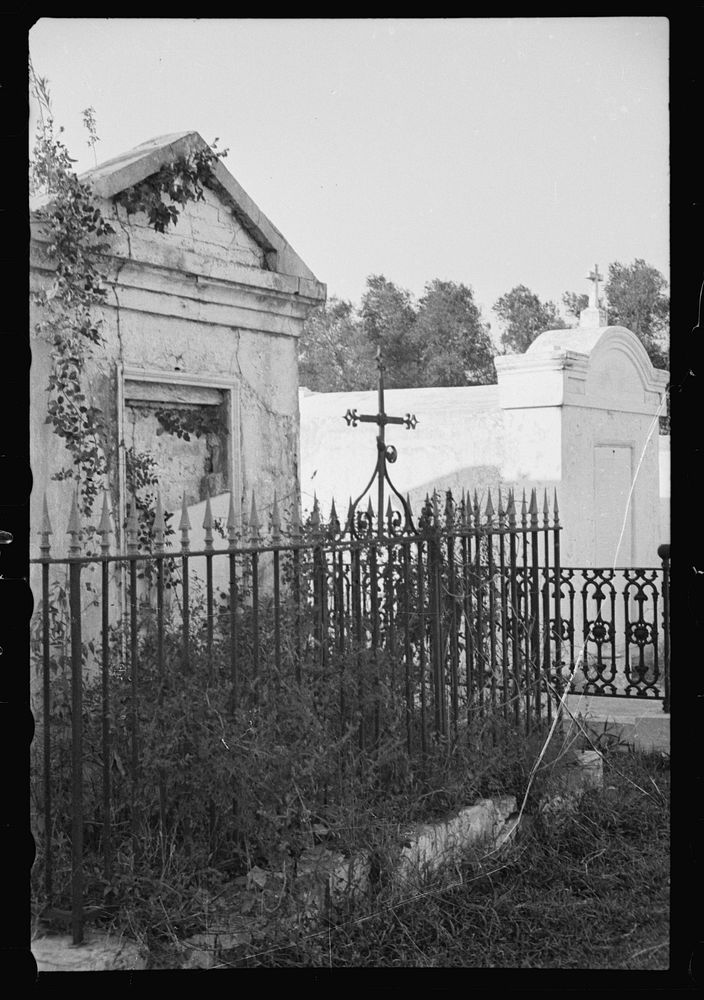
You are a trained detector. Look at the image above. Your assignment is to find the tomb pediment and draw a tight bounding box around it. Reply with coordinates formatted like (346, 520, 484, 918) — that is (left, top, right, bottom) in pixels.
(32, 130, 322, 286)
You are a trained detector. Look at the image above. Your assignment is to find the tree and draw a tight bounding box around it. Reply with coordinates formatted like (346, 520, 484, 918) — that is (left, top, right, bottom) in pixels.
(562, 291, 589, 323)
(360, 275, 418, 387)
(412, 280, 496, 385)
(297, 297, 375, 392)
(493, 285, 563, 354)
(605, 259, 669, 370)
(561, 260, 669, 370)
(299, 274, 497, 391)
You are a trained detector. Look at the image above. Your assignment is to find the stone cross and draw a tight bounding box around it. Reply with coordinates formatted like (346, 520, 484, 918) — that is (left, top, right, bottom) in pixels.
(587, 264, 604, 309)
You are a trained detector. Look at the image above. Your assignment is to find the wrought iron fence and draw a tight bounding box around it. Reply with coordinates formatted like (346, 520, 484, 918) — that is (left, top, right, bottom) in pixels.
(30, 484, 670, 944)
(552, 563, 670, 702)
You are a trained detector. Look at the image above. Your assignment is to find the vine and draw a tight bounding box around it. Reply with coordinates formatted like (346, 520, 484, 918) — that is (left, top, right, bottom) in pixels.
(125, 447, 175, 556)
(113, 140, 228, 233)
(153, 404, 224, 442)
(31, 66, 114, 518)
(30, 62, 228, 523)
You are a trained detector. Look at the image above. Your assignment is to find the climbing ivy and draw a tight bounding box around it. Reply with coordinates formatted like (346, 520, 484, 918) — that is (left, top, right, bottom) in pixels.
(31, 66, 114, 518)
(113, 140, 228, 232)
(30, 63, 228, 522)
(125, 447, 175, 556)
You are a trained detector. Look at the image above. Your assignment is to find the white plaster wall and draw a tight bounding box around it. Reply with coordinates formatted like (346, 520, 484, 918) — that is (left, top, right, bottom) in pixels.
(659, 435, 670, 545)
(110, 188, 265, 269)
(299, 386, 504, 517)
(500, 407, 563, 483)
(559, 406, 661, 568)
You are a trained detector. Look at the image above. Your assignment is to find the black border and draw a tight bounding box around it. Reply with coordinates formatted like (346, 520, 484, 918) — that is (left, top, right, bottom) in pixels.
(2, 9, 701, 990)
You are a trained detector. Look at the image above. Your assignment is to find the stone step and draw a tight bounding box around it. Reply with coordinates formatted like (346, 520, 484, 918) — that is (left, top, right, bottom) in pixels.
(562, 694, 670, 754)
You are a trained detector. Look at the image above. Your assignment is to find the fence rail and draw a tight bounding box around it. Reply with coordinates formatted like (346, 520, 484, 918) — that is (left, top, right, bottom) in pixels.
(30, 485, 670, 944)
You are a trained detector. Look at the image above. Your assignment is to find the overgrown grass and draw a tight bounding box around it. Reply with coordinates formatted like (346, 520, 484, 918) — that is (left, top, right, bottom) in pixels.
(32, 586, 669, 969)
(32, 596, 566, 948)
(219, 748, 669, 970)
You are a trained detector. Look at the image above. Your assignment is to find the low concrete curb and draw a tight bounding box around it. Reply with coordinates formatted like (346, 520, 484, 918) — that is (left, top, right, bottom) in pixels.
(397, 796, 517, 880)
(295, 794, 520, 919)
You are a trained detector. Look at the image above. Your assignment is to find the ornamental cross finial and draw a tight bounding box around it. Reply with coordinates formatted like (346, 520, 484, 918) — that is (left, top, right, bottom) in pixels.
(343, 348, 418, 536)
(343, 349, 418, 432)
(587, 264, 604, 309)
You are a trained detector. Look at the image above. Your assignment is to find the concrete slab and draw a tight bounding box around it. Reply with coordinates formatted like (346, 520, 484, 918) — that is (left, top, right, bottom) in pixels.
(32, 930, 147, 972)
(565, 694, 666, 722)
(562, 694, 669, 754)
(634, 715, 670, 753)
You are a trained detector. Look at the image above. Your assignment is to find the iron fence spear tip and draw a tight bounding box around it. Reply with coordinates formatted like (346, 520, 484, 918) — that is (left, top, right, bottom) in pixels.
(179, 493, 191, 531)
(290, 498, 300, 529)
(329, 498, 339, 535)
(249, 493, 260, 533)
(431, 491, 440, 520)
(203, 493, 214, 530)
(126, 496, 138, 528)
(98, 490, 111, 531)
(226, 491, 237, 531)
(67, 487, 82, 533)
(41, 493, 53, 536)
(154, 492, 165, 523)
(271, 492, 281, 535)
(485, 490, 494, 518)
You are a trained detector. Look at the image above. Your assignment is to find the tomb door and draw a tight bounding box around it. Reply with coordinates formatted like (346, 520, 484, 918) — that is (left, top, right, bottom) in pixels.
(594, 444, 634, 567)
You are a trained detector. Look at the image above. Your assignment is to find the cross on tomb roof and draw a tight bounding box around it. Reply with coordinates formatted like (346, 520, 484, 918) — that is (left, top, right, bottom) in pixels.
(579, 263, 609, 328)
(587, 264, 604, 309)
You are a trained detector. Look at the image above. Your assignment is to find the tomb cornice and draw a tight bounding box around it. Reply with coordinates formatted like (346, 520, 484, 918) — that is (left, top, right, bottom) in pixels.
(495, 349, 589, 410)
(30, 245, 324, 337)
(496, 325, 668, 414)
(30, 227, 325, 307)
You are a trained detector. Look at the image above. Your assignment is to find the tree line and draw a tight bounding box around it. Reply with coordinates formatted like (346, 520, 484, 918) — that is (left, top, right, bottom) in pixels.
(298, 260, 669, 393)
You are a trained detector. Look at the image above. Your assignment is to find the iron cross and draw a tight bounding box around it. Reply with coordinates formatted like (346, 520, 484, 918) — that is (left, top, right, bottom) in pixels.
(344, 348, 418, 535)
(587, 264, 604, 309)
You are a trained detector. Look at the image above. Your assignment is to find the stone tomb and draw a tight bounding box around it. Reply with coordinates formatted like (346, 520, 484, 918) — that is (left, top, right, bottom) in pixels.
(30, 130, 327, 559)
(300, 322, 668, 569)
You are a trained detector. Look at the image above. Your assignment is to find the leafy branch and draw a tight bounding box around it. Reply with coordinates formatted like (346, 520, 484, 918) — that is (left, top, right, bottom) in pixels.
(114, 141, 228, 233)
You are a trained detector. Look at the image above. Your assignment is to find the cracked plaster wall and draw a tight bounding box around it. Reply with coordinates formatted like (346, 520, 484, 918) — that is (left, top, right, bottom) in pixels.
(30, 183, 324, 556)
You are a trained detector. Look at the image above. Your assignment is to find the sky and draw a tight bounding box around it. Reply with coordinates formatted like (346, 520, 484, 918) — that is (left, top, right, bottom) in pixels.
(29, 17, 669, 332)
